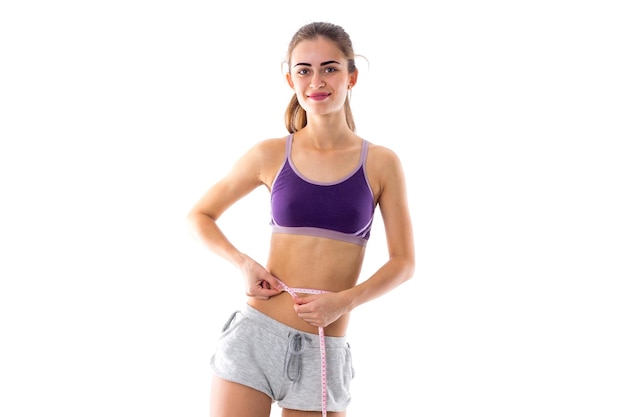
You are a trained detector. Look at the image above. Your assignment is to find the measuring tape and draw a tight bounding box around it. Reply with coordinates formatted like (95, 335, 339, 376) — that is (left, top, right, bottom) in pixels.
(276, 278, 330, 417)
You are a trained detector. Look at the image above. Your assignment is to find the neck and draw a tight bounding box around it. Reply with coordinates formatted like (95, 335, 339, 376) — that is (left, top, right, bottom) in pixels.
(300, 114, 355, 149)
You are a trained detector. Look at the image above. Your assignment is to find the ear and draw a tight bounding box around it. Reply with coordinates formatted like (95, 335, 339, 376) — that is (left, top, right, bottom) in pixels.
(348, 69, 359, 89)
(286, 72, 295, 89)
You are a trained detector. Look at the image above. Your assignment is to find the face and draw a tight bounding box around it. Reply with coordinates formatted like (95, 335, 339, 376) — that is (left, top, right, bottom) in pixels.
(286, 37, 357, 116)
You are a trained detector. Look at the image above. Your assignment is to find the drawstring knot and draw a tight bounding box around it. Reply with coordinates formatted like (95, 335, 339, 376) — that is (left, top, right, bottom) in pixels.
(284, 332, 311, 382)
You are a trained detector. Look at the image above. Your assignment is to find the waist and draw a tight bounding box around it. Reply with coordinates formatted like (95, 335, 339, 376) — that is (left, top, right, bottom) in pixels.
(248, 291, 351, 337)
(240, 304, 349, 346)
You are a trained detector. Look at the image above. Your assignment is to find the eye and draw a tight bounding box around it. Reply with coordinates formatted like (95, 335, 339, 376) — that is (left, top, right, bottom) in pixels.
(297, 68, 311, 76)
(323, 67, 337, 73)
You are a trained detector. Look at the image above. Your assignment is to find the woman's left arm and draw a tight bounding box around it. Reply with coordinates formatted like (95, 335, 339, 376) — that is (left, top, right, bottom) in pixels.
(342, 145, 415, 310)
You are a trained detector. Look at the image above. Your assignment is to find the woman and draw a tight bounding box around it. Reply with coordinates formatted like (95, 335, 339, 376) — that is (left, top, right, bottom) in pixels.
(188, 21, 415, 417)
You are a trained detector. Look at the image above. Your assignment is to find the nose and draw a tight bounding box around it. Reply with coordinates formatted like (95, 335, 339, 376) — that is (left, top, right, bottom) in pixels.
(309, 73, 325, 89)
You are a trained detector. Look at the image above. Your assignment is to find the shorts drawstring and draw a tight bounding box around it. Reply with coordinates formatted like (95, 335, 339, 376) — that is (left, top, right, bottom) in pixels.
(284, 332, 311, 382)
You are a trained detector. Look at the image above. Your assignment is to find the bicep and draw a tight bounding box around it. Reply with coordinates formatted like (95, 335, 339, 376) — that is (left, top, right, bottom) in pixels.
(377, 154, 415, 258)
(189, 150, 265, 221)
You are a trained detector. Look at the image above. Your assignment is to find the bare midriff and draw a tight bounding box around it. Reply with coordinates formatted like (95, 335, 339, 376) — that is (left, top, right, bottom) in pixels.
(247, 232, 366, 337)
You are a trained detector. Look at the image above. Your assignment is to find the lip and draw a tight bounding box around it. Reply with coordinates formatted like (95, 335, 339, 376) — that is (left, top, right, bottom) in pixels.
(308, 92, 331, 101)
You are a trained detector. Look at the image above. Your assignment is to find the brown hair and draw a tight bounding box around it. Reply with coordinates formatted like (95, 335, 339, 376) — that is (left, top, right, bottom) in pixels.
(284, 22, 358, 133)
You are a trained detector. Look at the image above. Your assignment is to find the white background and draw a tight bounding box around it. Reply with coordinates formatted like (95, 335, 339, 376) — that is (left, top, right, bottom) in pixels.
(1, 1, 625, 416)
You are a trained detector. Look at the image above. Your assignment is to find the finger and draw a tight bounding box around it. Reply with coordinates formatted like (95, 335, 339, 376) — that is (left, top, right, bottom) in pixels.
(292, 296, 312, 305)
(265, 276, 284, 291)
(258, 287, 283, 298)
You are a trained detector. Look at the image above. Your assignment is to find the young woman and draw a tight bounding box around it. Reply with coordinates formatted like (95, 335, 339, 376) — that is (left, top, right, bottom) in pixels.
(188, 21, 415, 417)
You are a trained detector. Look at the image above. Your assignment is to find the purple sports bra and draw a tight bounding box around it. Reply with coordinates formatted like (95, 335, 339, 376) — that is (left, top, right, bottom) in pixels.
(270, 134, 375, 246)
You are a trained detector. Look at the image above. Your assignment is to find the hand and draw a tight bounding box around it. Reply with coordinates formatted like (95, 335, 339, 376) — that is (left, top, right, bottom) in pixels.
(239, 255, 283, 300)
(292, 292, 346, 328)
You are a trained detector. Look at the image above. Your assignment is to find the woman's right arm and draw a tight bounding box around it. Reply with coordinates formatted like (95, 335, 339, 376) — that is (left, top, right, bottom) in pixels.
(186, 140, 284, 299)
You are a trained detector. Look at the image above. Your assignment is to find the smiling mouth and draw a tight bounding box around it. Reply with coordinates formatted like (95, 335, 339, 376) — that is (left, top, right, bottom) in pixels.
(308, 93, 330, 100)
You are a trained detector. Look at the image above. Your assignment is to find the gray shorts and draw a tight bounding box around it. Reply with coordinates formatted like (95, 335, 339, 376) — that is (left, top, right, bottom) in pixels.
(211, 303, 355, 412)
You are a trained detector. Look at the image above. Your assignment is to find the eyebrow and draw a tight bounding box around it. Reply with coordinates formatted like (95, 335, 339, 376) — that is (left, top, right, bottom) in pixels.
(293, 60, 341, 68)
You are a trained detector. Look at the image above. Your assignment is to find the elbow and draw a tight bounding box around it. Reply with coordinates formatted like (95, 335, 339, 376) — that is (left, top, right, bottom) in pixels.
(390, 254, 415, 284)
(186, 209, 219, 240)
(401, 251, 416, 283)
(186, 210, 200, 233)
(404, 259, 415, 283)
(186, 209, 208, 236)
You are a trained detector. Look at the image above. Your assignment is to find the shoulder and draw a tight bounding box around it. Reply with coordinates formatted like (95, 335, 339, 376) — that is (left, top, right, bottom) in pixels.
(239, 136, 289, 186)
(363, 140, 407, 197)
(365, 141, 404, 171)
(253, 136, 288, 156)
(236, 136, 287, 164)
